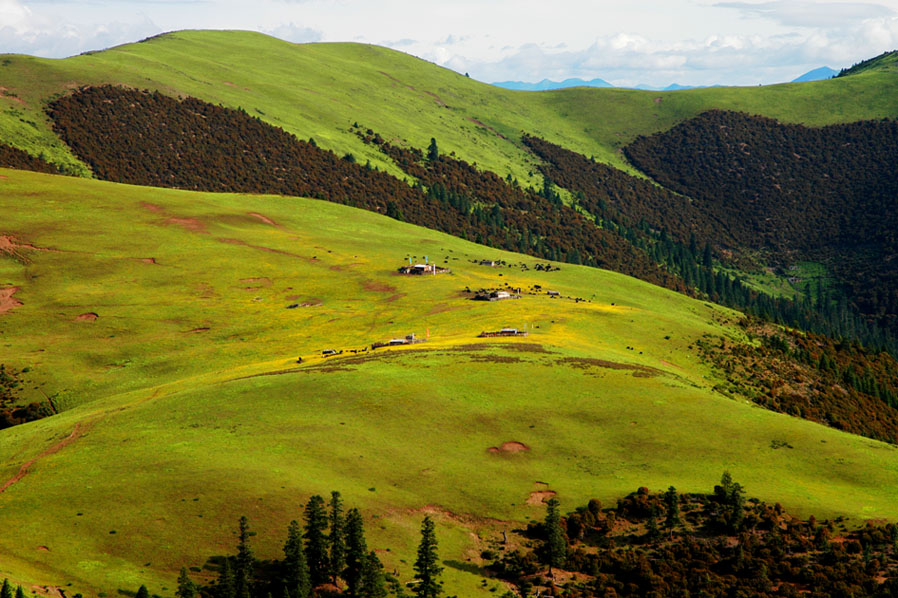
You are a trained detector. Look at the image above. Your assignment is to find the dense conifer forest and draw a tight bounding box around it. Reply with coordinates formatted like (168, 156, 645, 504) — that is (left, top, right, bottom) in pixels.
(623, 110, 898, 335)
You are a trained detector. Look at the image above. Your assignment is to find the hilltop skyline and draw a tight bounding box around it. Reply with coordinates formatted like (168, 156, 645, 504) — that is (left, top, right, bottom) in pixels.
(1, 0, 897, 87)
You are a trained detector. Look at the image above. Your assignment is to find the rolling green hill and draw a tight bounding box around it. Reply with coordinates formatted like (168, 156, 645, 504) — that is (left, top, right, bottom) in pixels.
(3, 169, 898, 596)
(1, 30, 897, 180)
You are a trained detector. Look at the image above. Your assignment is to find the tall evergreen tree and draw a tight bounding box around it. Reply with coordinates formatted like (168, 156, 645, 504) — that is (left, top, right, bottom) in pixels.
(218, 558, 236, 598)
(284, 520, 311, 598)
(304, 495, 330, 588)
(329, 491, 346, 585)
(427, 138, 439, 162)
(344, 508, 367, 597)
(0, 579, 12, 598)
(177, 567, 197, 598)
(413, 516, 442, 598)
(13, 586, 23, 598)
(664, 486, 681, 537)
(361, 551, 388, 598)
(235, 516, 254, 598)
(135, 586, 150, 598)
(544, 497, 567, 569)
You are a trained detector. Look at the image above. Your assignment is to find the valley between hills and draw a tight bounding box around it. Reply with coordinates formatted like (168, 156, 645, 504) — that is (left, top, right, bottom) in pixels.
(1, 30, 898, 598)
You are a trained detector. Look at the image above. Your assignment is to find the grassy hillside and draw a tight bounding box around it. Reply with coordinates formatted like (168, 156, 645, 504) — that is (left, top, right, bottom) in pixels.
(1, 30, 897, 180)
(3, 169, 898, 596)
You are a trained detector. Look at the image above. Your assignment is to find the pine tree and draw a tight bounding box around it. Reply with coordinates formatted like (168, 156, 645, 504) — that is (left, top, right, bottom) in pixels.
(304, 495, 330, 588)
(329, 491, 346, 585)
(135, 586, 150, 598)
(14, 587, 24, 598)
(413, 516, 442, 598)
(646, 506, 661, 541)
(427, 138, 439, 162)
(177, 567, 197, 598)
(284, 520, 311, 598)
(361, 551, 388, 598)
(235, 516, 254, 598)
(0, 580, 12, 598)
(218, 558, 236, 598)
(344, 508, 367, 597)
(664, 486, 681, 537)
(544, 497, 567, 569)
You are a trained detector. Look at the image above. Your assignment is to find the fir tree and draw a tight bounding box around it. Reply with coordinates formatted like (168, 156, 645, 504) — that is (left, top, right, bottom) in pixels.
(413, 516, 442, 598)
(664, 486, 681, 537)
(177, 567, 197, 598)
(344, 508, 367, 597)
(13, 587, 23, 598)
(427, 138, 439, 162)
(361, 551, 388, 598)
(284, 520, 311, 598)
(135, 586, 150, 598)
(218, 558, 236, 598)
(0, 580, 12, 598)
(304, 495, 330, 588)
(544, 497, 567, 569)
(235, 516, 254, 598)
(329, 491, 346, 584)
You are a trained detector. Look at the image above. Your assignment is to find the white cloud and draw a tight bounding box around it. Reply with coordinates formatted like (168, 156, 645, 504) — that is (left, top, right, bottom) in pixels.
(264, 22, 322, 43)
(714, 1, 895, 28)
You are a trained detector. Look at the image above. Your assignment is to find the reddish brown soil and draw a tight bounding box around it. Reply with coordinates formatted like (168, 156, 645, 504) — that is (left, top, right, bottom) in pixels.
(363, 280, 396, 293)
(37, 545, 50, 552)
(165, 217, 206, 232)
(185, 327, 210, 333)
(488, 441, 530, 454)
(527, 490, 557, 505)
(0, 422, 86, 493)
(75, 312, 98, 321)
(383, 293, 406, 303)
(241, 277, 272, 287)
(248, 212, 279, 227)
(140, 257, 157, 264)
(0, 234, 49, 263)
(0, 286, 22, 314)
(465, 117, 507, 139)
(139, 201, 164, 212)
(423, 91, 447, 107)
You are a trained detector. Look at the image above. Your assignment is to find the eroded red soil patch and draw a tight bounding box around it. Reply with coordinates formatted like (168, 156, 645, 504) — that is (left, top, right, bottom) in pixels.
(0, 286, 22, 314)
(75, 312, 98, 321)
(139, 201, 164, 213)
(488, 441, 530, 454)
(248, 212, 279, 227)
(165, 217, 206, 232)
(527, 490, 557, 505)
(241, 277, 272, 287)
(363, 280, 396, 293)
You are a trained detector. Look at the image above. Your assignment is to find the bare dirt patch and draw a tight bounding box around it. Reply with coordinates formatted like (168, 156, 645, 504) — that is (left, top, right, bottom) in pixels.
(248, 212, 280, 227)
(383, 293, 406, 303)
(241, 277, 272, 287)
(363, 280, 396, 293)
(37, 545, 50, 552)
(423, 90, 447, 107)
(1, 234, 50, 263)
(487, 441, 530, 454)
(0, 286, 22, 314)
(557, 357, 661, 377)
(216, 238, 312, 261)
(75, 312, 98, 321)
(139, 201, 164, 213)
(139, 257, 158, 264)
(165, 217, 206, 232)
(465, 117, 508, 139)
(527, 490, 557, 505)
(184, 327, 210, 333)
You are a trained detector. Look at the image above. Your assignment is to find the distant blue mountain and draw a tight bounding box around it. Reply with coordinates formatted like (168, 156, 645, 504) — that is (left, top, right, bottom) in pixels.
(492, 77, 614, 91)
(492, 78, 706, 92)
(792, 67, 838, 82)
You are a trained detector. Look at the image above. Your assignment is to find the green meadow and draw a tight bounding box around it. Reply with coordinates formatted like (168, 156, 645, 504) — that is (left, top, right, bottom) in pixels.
(3, 169, 898, 595)
(2, 31, 897, 181)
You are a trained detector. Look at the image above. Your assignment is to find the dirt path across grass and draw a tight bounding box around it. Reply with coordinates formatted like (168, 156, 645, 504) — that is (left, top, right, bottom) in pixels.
(0, 286, 22, 314)
(0, 422, 89, 494)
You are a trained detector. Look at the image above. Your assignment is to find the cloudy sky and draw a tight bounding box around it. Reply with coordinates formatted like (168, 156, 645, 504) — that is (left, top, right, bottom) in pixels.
(1, 0, 897, 86)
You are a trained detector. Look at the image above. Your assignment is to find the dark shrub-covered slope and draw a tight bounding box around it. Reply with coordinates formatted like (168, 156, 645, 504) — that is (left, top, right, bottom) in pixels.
(624, 110, 898, 332)
(0, 142, 60, 174)
(47, 85, 681, 290)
